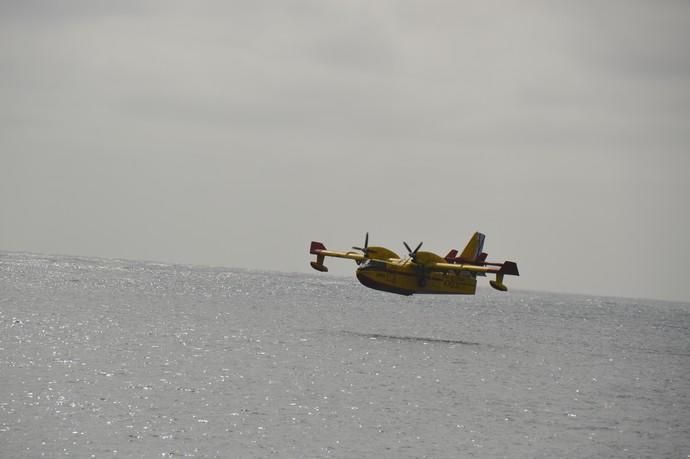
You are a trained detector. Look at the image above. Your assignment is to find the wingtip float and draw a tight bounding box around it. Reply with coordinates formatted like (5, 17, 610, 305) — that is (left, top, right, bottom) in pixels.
(309, 232, 519, 296)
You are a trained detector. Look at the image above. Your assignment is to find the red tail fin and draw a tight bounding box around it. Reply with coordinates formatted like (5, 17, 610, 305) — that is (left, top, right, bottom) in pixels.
(457, 232, 486, 263)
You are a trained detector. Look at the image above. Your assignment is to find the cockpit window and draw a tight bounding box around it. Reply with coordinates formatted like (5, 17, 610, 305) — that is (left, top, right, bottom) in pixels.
(360, 259, 386, 270)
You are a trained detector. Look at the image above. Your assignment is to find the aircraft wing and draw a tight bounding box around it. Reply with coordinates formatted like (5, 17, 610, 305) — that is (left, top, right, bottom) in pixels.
(430, 261, 497, 275)
(429, 260, 519, 291)
(430, 260, 519, 275)
(310, 241, 364, 272)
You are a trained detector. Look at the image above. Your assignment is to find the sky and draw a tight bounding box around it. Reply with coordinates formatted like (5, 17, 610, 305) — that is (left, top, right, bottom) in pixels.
(1, 1, 689, 302)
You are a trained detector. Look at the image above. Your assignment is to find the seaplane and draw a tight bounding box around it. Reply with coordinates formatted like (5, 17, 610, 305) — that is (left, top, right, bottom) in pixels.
(309, 232, 519, 296)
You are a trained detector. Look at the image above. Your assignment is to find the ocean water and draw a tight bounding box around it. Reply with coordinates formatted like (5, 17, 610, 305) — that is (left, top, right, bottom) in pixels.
(1, 252, 688, 459)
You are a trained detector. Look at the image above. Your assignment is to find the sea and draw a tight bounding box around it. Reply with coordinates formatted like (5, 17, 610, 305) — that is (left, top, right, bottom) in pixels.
(1, 251, 688, 458)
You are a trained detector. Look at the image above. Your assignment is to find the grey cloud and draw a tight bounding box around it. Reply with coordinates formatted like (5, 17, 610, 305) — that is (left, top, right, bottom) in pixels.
(1, 0, 689, 301)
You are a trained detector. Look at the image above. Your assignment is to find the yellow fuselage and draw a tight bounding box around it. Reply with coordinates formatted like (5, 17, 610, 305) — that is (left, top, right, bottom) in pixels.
(355, 259, 477, 296)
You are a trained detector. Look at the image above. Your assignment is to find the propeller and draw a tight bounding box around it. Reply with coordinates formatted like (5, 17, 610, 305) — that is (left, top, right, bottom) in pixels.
(404, 240, 427, 286)
(352, 232, 370, 261)
(403, 241, 423, 261)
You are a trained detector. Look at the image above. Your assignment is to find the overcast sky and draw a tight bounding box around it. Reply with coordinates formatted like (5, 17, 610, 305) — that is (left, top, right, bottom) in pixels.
(1, 1, 689, 302)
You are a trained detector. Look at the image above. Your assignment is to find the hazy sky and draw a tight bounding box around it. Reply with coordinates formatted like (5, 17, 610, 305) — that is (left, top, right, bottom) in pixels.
(2, 1, 689, 302)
